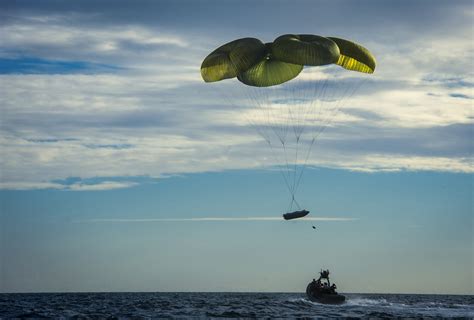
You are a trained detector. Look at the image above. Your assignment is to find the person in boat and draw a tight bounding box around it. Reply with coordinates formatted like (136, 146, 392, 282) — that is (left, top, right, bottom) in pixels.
(323, 282, 331, 293)
(311, 280, 318, 289)
(319, 269, 330, 281)
(310, 279, 316, 290)
(307, 269, 345, 303)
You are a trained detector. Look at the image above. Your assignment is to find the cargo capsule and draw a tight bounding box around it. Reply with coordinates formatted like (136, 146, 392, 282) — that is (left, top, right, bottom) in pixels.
(283, 209, 309, 220)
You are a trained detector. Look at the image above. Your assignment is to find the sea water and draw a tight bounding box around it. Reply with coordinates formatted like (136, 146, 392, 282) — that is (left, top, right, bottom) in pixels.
(1, 292, 473, 318)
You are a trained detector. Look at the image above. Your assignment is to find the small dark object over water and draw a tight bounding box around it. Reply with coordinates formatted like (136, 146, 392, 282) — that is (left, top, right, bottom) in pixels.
(283, 209, 309, 220)
(312, 225, 316, 229)
(306, 269, 345, 304)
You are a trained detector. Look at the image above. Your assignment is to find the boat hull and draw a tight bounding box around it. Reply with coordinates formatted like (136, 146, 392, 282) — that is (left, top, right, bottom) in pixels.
(283, 210, 309, 220)
(306, 282, 345, 304)
(306, 293, 346, 304)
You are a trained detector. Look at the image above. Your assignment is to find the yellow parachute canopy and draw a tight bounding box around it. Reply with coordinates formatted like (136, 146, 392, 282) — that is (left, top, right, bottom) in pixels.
(200, 38, 266, 82)
(327, 37, 376, 73)
(200, 34, 376, 86)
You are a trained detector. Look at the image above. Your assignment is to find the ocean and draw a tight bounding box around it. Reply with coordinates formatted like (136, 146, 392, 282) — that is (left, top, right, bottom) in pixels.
(1, 292, 472, 319)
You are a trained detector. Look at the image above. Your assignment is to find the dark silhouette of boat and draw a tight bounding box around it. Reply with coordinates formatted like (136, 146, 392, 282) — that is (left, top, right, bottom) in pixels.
(283, 209, 309, 220)
(306, 269, 345, 304)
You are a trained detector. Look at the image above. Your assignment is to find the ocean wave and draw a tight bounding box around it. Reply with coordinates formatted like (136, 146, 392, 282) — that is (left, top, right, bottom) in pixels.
(1, 292, 473, 319)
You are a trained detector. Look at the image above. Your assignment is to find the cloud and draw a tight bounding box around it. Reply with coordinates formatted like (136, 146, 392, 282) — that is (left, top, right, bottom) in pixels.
(65, 181, 138, 191)
(449, 93, 472, 99)
(83, 143, 134, 150)
(76, 216, 358, 223)
(0, 181, 64, 190)
(1, 20, 190, 61)
(314, 154, 473, 173)
(0, 1, 473, 190)
(0, 180, 138, 191)
(25, 138, 79, 143)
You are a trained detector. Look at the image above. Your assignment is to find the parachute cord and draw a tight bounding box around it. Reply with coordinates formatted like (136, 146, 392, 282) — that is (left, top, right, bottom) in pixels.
(267, 140, 295, 199)
(287, 194, 301, 212)
(293, 99, 336, 197)
(293, 137, 316, 197)
(291, 132, 300, 198)
(241, 81, 295, 199)
(287, 197, 293, 212)
(292, 77, 367, 197)
(288, 75, 309, 204)
(288, 77, 328, 200)
(293, 197, 302, 210)
(281, 142, 294, 195)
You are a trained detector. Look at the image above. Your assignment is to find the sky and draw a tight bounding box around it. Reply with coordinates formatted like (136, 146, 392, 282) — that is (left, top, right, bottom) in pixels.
(0, 0, 472, 294)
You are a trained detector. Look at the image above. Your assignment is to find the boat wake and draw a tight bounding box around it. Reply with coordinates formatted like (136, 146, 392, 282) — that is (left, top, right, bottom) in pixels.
(345, 297, 393, 306)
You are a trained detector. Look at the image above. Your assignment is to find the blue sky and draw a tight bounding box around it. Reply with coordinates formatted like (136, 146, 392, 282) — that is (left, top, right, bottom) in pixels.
(0, 0, 472, 294)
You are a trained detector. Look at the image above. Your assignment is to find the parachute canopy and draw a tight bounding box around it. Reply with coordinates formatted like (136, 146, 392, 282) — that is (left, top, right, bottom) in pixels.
(200, 34, 375, 86)
(201, 38, 266, 83)
(271, 34, 340, 66)
(237, 43, 304, 87)
(327, 37, 376, 73)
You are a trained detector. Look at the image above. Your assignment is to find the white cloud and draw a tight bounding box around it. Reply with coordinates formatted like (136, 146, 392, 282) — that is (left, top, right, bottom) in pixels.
(0, 12, 473, 190)
(0, 180, 138, 191)
(315, 154, 473, 173)
(1, 20, 190, 59)
(76, 216, 358, 223)
(65, 181, 138, 191)
(347, 88, 473, 128)
(0, 181, 64, 190)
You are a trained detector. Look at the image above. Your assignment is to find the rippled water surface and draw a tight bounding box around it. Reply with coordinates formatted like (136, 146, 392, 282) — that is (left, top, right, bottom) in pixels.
(1, 292, 473, 318)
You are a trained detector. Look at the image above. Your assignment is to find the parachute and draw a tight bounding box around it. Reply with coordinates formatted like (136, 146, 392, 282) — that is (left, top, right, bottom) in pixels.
(201, 35, 375, 86)
(201, 34, 376, 214)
